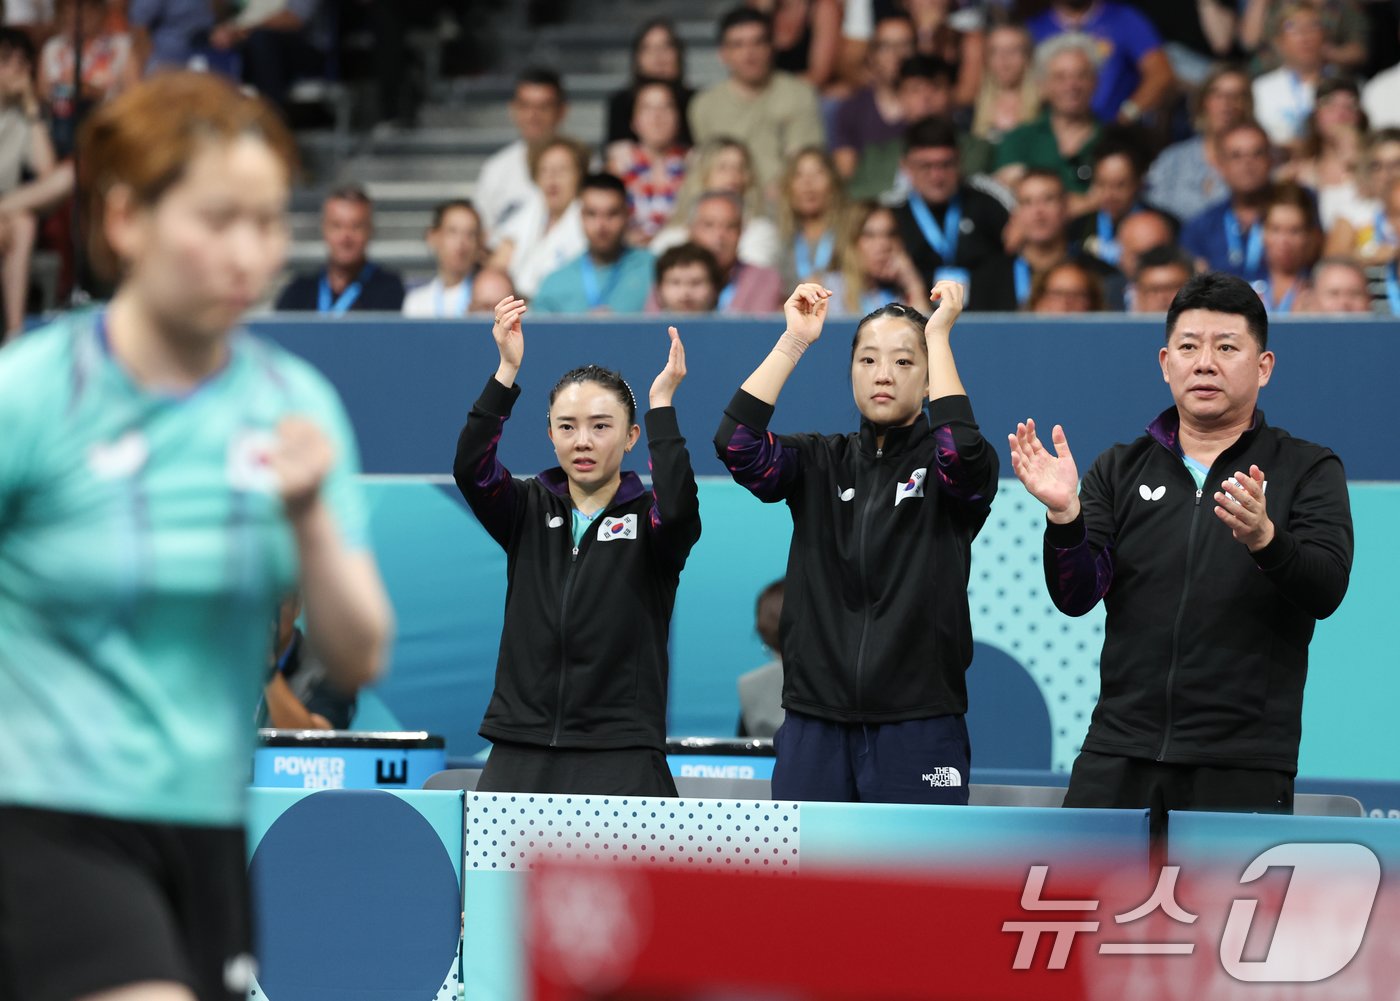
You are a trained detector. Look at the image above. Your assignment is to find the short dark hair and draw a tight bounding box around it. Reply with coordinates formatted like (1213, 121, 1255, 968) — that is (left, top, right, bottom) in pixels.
(580, 172, 628, 201)
(719, 6, 771, 43)
(324, 183, 371, 208)
(515, 66, 566, 101)
(1166, 272, 1268, 350)
(850, 303, 930, 362)
(897, 54, 954, 87)
(549, 365, 637, 426)
(1134, 244, 1194, 281)
(903, 115, 959, 155)
(429, 198, 478, 231)
(1220, 118, 1270, 149)
(1017, 167, 1065, 194)
(1090, 126, 1152, 179)
(631, 18, 686, 81)
(656, 241, 724, 290)
(0, 27, 35, 66)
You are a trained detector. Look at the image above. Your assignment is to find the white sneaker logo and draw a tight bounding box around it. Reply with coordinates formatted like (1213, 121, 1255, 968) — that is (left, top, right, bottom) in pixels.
(1138, 484, 1166, 501)
(922, 766, 962, 788)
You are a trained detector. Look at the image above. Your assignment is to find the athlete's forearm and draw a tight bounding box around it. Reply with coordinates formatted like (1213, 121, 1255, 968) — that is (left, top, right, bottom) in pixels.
(293, 501, 393, 691)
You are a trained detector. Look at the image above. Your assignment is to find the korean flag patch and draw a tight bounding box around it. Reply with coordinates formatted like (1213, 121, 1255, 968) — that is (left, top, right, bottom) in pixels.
(894, 467, 927, 506)
(597, 513, 638, 541)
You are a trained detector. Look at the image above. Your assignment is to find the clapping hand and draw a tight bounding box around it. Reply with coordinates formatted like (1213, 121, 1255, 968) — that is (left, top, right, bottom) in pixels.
(1008, 418, 1081, 523)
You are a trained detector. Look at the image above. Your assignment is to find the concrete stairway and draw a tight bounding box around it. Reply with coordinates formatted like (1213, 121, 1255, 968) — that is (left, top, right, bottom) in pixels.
(283, 0, 732, 286)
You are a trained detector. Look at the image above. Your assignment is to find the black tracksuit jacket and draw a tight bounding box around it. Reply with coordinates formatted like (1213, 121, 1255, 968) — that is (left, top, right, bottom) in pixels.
(1046, 407, 1353, 774)
(453, 377, 701, 751)
(715, 389, 999, 723)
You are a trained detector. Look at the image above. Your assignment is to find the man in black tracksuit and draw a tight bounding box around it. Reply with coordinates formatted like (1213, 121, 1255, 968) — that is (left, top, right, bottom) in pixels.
(1010, 272, 1353, 818)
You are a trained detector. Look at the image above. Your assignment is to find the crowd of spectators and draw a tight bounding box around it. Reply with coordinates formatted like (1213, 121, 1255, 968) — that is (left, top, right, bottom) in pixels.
(4, 0, 1400, 335)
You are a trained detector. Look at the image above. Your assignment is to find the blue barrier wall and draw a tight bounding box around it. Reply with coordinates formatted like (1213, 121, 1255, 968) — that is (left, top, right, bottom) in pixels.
(251, 314, 1398, 480)
(255, 316, 1398, 780)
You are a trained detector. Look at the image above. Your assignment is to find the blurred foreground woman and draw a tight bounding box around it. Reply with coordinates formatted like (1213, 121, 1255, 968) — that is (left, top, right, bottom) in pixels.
(0, 71, 393, 1001)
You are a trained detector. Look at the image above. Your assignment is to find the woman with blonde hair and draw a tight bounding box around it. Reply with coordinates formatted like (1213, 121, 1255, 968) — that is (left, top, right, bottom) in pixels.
(1280, 77, 1369, 232)
(651, 137, 780, 266)
(777, 146, 847, 284)
(823, 201, 925, 315)
(970, 23, 1039, 144)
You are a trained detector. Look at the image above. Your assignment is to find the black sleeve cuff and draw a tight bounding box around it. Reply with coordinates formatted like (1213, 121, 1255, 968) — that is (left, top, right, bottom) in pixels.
(644, 406, 682, 439)
(724, 389, 776, 433)
(476, 375, 522, 418)
(1045, 512, 1088, 549)
(926, 394, 978, 429)
(1251, 528, 1297, 571)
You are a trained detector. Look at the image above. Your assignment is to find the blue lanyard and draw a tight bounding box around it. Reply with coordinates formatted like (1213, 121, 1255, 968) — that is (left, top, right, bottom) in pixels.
(1283, 71, 1311, 131)
(1223, 212, 1263, 272)
(318, 264, 374, 314)
(718, 265, 741, 310)
(1095, 210, 1120, 265)
(908, 193, 962, 261)
(794, 231, 835, 278)
(433, 276, 471, 317)
(580, 254, 626, 310)
(1387, 262, 1400, 315)
(1256, 277, 1301, 315)
(1376, 210, 1395, 247)
(1013, 256, 1032, 307)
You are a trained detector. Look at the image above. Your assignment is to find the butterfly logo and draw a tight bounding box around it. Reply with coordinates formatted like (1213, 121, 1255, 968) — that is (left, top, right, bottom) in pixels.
(1138, 484, 1167, 502)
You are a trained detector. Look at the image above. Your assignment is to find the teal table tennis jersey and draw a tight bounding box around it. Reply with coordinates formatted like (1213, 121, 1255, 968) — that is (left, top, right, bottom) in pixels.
(0, 311, 368, 826)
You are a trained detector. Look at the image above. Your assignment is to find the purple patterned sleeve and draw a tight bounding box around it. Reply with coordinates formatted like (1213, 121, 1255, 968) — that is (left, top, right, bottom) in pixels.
(642, 407, 702, 569)
(933, 425, 989, 502)
(1043, 526, 1115, 616)
(713, 390, 801, 503)
(928, 396, 998, 505)
(723, 424, 801, 502)
(453, 377, 523, 549)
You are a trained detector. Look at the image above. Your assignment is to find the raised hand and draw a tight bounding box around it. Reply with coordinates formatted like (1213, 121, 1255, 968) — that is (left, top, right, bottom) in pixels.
(1008, 418, 1081, 523)
(491, 295, 526, 384)
(926, 279, 964, 338)
(782, 283, 832, 344)
(270, 417, 334, 521)
(649, 325, 687, 409)
(1214, 464, 1275, 552)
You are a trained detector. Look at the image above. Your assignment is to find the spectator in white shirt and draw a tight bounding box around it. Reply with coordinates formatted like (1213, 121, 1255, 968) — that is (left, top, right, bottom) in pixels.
(476, 67, 568, 239)
(403, 200, 483, 318)
(490, 136, 589, 299)
(1252, 1, 1326, 149)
